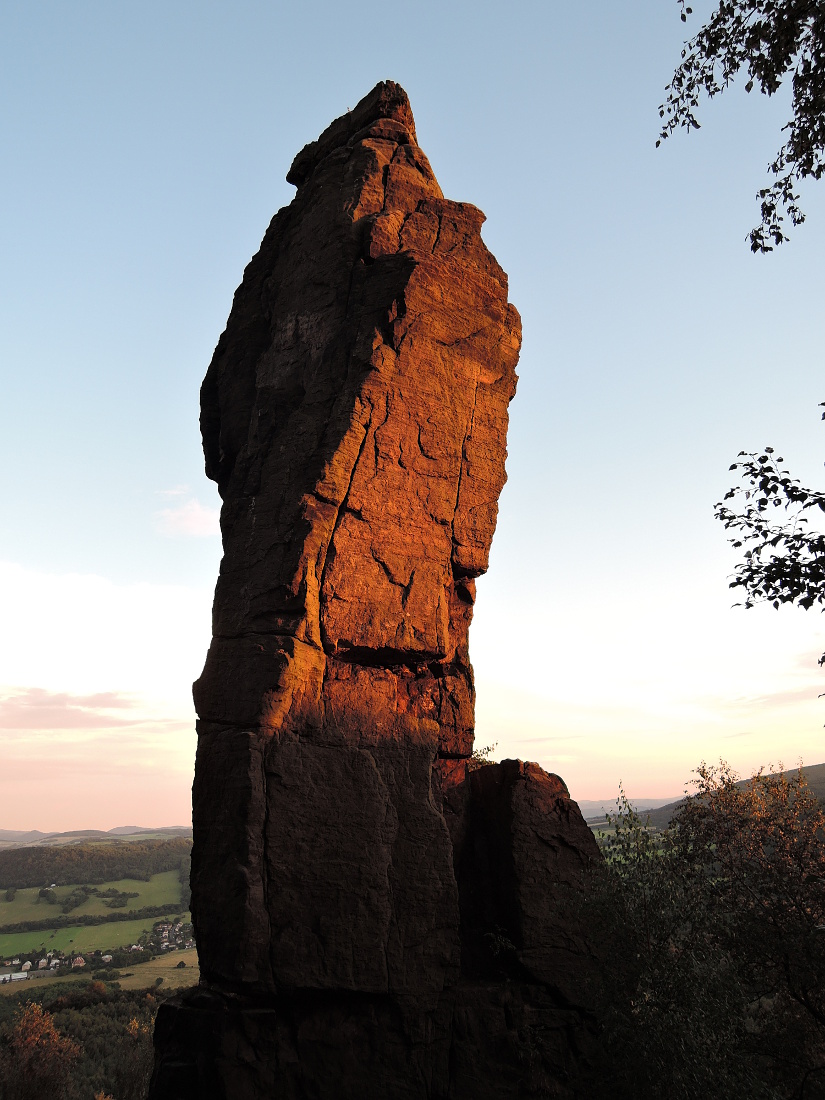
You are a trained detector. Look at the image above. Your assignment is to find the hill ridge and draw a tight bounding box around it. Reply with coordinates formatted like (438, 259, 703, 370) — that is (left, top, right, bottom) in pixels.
(0, 826, 192, 851)
(586, 761, 825, 828)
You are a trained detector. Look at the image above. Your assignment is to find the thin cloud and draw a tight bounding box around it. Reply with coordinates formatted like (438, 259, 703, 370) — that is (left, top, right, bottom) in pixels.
(722, 683, 824, 712)
(156, 485, 191, 498)
(518, 734, 584, 744)
(155, 499, 220, 538)
(0, 687, 141, 730)
(2, 748, 188, 780)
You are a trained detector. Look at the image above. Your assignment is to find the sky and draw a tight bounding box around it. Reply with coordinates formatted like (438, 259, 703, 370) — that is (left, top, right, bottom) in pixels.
(1, 0, 824, 829)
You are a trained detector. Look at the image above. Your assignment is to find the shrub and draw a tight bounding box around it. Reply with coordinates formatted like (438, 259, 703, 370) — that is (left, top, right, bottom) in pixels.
(0, 1002, 80, 1100)
(589, 763, 825, 1099)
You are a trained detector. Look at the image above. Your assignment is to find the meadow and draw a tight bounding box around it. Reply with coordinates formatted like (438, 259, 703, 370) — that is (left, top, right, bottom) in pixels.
(0, 946, 199, 995)
(0, 869, 181, 925)
(0, 913, 191, 958)
(0, 868, 187, 957)
(114, 946, 199, 990)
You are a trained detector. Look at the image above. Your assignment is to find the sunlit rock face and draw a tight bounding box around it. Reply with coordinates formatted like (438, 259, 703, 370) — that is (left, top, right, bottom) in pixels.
(149, 81, 600, 1100)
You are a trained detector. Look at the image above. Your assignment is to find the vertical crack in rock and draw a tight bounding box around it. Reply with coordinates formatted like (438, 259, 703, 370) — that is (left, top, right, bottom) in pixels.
(150, 80, 603, 1100)
(449, 364, 480, 573)
(316, 396, 374, 653)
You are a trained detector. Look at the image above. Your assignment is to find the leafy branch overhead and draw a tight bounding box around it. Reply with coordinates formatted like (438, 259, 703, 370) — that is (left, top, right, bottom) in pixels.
(659, 0, 825, 250)
(715, 405, 825, 659)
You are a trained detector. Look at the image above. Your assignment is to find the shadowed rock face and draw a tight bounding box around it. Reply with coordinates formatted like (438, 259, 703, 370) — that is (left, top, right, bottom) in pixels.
(149, 81, 600, 1100)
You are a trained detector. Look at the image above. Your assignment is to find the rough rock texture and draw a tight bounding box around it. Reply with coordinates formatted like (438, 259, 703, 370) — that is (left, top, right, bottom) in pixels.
(150, 81, 600, 1100)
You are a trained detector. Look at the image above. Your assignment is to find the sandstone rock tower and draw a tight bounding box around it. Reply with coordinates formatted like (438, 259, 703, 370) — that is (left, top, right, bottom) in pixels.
(150, 82, 599, 1100)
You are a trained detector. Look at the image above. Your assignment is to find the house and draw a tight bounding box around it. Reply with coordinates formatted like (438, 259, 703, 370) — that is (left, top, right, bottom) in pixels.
(101, 954, 113, 963)
(71, 956, 85, 968)
(37, 958, 48, 969)
(20, 961, 31, 971)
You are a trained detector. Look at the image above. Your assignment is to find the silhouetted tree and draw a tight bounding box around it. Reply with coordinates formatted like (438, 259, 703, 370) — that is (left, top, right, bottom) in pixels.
(715, 406, 825, 662)
(659, 0, 825, 250)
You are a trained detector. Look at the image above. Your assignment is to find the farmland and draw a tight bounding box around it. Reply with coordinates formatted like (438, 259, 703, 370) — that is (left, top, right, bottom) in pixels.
(0, 849, 191, 963)
(0, 869, 182, 925)
(0, 911, 191, 958)
(112, 946, 199, 990)
(0, 945, 199, 995)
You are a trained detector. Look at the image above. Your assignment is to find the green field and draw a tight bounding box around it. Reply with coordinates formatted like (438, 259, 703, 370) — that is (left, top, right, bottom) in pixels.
(116, 947, 199, 990)
(0, 869, 182, 927)
(0, 911, 191, 958)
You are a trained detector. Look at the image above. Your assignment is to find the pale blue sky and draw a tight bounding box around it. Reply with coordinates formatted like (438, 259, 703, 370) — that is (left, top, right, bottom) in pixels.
(1, 0, 823, 827)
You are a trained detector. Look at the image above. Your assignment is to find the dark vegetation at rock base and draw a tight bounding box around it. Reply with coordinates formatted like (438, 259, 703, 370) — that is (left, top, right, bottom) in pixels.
(585, 763, 825, 1099)
(0, 982, 160, 1100)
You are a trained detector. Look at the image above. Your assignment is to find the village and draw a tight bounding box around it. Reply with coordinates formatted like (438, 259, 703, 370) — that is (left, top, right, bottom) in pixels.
(0, 917, 194, 984)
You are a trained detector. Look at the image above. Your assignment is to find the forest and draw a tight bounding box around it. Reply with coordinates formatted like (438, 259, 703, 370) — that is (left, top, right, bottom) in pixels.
(0, 840, 192, 891)
(0, 980, 161, 1100)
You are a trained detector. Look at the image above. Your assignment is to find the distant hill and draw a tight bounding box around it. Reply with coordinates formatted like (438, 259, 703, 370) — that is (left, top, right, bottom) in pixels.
(0, 830, 47, 845)
(578, 797, 680, 820)
(628, 762, 825, 831)
(0, 826, 191, 852)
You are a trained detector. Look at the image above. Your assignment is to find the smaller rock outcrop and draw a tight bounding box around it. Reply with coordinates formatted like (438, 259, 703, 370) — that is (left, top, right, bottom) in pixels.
(447, 761, 600, 997)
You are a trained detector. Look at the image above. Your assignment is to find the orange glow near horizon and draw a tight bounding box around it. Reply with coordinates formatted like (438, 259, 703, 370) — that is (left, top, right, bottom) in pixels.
(1, 562, 823, 832)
